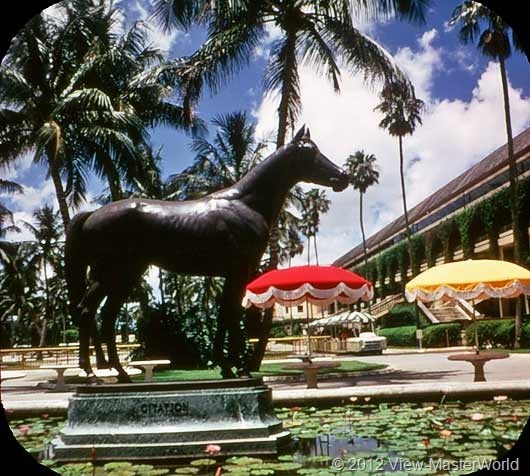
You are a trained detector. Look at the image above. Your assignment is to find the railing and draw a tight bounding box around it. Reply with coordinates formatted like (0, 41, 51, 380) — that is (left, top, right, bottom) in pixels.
(370, 294, 404, 318)
(249, 335, 332, 358)
(0, 344, 140, 370)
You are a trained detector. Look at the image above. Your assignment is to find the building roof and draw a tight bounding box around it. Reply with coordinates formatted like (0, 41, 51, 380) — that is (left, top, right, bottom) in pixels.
(333, 126, 530, 268)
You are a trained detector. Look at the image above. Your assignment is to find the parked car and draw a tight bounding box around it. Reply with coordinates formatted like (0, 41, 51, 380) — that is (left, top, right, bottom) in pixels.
(346, 331, 386, 355)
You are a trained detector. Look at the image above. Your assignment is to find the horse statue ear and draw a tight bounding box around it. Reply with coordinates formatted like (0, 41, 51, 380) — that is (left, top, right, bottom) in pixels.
(305, 128, 311, 139)
(293, 125, 306, 143)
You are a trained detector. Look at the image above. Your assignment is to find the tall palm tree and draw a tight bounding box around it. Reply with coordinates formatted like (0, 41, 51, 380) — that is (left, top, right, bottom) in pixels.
(344, 150, 380, 268)
(155, 0, 429, 367)
(299, 189, 331, 265)
(374, 80, 424, 244)
(450, 1, 525, 347)
(0, 1, 200, 228)
(155, 0, 429, 149)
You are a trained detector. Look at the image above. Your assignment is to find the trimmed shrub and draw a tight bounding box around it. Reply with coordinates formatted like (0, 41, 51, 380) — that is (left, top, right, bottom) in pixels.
(422, 323, 462, 348)
(465, 319, 515, 348)
(378, 325, 416, 347)
(64, 329, 79, 343)
(381, 303, 430, 328)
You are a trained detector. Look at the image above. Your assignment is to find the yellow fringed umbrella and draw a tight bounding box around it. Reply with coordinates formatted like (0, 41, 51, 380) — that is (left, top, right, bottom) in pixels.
(405, 259, 530, 353)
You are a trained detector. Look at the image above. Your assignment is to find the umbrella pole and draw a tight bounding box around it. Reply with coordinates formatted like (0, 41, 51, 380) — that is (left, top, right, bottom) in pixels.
(307, 299, 312, 359)
(472, 299, 479, 355)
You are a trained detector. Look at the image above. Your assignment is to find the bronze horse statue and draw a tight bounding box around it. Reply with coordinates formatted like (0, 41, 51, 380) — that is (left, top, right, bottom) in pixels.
(65, 126, 348, 382)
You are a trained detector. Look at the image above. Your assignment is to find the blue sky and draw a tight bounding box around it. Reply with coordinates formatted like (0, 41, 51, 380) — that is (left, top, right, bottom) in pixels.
(3, 0, 530, 270)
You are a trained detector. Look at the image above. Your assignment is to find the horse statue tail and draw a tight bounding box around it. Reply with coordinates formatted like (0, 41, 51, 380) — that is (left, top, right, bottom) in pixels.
(65, 211, 93, 320)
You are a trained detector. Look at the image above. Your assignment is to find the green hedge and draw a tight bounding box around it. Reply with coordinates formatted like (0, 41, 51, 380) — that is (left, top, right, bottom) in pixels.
(379, 323, 462, 347)
(422, 323, 462, 348)
(465, 319, 515, 348)
(378, 325, 417, 347)
(380, 303, 430, 328)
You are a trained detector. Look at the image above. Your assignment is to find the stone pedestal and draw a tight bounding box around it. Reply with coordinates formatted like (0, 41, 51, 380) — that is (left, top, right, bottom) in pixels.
(50, 378, 290, 462)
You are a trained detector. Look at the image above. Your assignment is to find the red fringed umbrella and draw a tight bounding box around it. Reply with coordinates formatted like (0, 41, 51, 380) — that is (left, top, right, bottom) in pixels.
(243, 265, 373, 308)
(243, 265, 373, 357)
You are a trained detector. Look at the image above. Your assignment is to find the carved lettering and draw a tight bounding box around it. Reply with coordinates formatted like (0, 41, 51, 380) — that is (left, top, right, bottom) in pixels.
(138, 401, 190, 417)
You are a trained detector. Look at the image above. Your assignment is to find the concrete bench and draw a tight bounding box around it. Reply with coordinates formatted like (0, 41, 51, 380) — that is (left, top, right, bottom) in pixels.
(128, 360, 171, 382)
(1, 370, 26, 383)
(40, 364, 79, 390)
(78, 367, 142, 383)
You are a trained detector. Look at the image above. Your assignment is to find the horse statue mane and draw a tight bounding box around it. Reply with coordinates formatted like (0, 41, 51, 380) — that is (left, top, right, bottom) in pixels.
(65, 125, 349, 381)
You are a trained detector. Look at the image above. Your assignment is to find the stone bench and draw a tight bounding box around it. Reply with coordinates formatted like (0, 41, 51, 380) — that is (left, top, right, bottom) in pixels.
(0, 370, 26, 383)
(78, 367, 142, 383)
(40, 364, 79, 391)
(448, 351, 510, 382)
(128, 359, 171, 382)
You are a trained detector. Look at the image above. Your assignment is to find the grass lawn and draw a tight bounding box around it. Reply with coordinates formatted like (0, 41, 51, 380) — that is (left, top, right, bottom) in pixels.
(129, 360, 386, 382)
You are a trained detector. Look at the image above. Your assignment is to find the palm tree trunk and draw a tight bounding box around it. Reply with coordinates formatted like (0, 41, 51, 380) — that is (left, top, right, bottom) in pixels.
(39, 255, 50, 348)
(49, 160, 70, 229)
(500, 58, 523, 348)
(275, 32, 297, 148)
(399, 136, 411, 241)
(399, 135, 414, 286)
(313, 235, 319, 265)
(360, 192, 368, 268)
(251, 33, 297, 371)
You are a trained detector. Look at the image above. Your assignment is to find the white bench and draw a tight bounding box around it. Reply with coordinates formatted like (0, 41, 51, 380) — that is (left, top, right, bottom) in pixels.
(40, 364, 78, 390)
(128, 360, 170, 382)
(1, 370, 26, 383)
(78, 367, 142, 383)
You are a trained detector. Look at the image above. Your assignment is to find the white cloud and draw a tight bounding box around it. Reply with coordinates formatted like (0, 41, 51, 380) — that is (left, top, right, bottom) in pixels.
(8, 179, 57, 212)
(253, 29, 530, 268)
(394, 29, 443, 102)
(1, 153, 33, 181)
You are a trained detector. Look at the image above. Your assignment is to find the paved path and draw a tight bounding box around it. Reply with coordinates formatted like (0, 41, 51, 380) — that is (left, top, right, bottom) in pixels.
(271, 351, 530, 390)
(2, 350, 530, 412)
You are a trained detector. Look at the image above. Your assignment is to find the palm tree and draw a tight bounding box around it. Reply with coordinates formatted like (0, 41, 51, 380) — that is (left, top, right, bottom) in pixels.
(155, 1, 428, 148)
(0, 242, 41, 346)
(299, 189, 331, 265)
(344, 150, 380, 268)
(155, 0, 429, 368)
(374, 80, 424, 244)
(0, 179, 23, 238)
(449, 1, 525, 347)
(22, 206, 64, 347)
(169, 111, 266, 199)
(0, 1, 200, 228)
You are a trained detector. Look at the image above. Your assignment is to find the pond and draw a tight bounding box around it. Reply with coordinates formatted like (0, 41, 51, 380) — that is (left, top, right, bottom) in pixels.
(8, 397, 528, 475)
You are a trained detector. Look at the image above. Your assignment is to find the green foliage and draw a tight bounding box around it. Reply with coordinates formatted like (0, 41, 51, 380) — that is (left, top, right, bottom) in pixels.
(135, 304, 208, 368)
(64, 329, 79, 343)
(421, 323, 462, 348)
(381, 304, 417, 328)
(455, 208, 476, 259)
(466, 319, 515, 348)
(378, 325, 416, 346)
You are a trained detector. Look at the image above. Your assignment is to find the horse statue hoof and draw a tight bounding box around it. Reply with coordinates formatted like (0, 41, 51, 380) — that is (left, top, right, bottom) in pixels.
(221, 368, 237, 379)
(237, 368, 251, 378)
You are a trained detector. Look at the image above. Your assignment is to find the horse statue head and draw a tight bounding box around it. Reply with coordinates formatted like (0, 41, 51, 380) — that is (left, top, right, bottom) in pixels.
(289, 125, 349, 192)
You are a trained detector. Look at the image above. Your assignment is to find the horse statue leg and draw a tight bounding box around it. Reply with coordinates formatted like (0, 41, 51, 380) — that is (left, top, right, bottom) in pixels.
(100, 292, 131, 384)
(213, 312, 233, 379)
(92, 318, 110, 369)
(78, 282, 105, 379)
(222, 277, 249, 378)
